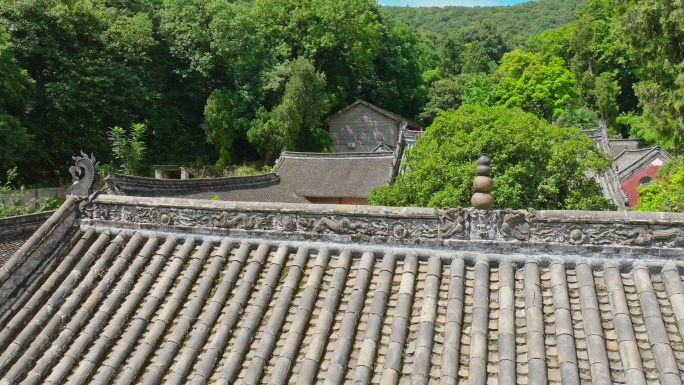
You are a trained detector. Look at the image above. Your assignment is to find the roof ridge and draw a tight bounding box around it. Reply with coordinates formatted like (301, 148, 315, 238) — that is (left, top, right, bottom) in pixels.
(112, 172, 278, 184)
(280, 151, 395, 159)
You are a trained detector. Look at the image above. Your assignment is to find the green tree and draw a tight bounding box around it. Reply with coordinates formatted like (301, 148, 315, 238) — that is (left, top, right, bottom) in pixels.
(593, 71, 621, 128)
(419, 75, 469, 124)
(526, 24, 573, 63)
(0, 0, 157, 183)
(370, 105, 612, 210)
(357, 18, 432, 119)
(0, 27, 32, 173)
(556, 107, 597, 129)
(458, 21, 509, 64)
(615, 0, 684, 152)
(462, 73, 495, 107)
(202, 89, 249, 169)
(419, 72, 495, 124)
(383, 0, 585, 45)
(495, 50, 577, 121)
(254, 0, 382, 108)
(635, 158, 684, 212)
(109, 123, 147, 175)
(247, 106, 284, 163)
(460, 42, 494, 75)
(248, 58, 330, 161)
(436, 32, 464, 76)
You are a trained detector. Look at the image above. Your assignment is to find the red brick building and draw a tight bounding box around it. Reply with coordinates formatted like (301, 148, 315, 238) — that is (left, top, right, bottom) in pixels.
(613, 145, 672, 206)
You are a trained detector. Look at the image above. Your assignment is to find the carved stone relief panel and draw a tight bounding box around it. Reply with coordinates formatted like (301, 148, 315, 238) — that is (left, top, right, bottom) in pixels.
(85, 200, 684, 248)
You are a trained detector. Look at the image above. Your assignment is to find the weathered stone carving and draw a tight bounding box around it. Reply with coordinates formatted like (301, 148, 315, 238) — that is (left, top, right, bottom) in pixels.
(499, 209, 533, 241)
(469, 209, 499, 240)
(299, 216, 385, 236)
(85, 200, 684, 248)
(435, 207, 468, 238)
(277, 216, 297, 231)
(391, 221, 437, 239)
(67, 151, 100, 197)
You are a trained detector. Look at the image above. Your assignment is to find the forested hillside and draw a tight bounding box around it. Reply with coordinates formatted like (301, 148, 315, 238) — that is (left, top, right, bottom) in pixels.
(383, 0, 587, 45)
(0, 0, 434, 185)
(1, 0, 684, 212)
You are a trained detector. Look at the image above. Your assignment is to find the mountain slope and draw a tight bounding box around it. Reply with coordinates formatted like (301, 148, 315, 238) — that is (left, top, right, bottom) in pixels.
(383, 0, 586, 42)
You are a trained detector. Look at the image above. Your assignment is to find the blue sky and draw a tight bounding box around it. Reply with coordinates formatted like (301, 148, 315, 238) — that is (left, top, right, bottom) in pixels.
(380, 0, 529, 6)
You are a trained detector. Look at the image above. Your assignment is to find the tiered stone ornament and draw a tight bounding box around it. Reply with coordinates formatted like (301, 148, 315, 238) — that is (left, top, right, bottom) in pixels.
(471, 155, 494, 209)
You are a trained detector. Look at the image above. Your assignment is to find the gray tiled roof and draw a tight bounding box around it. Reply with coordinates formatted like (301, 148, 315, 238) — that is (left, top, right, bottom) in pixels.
(608, 138, 647, 158)
(106, 173, 308, 203)
(3, 196, 684, 384)
(581, 128, 628, 207)
(275, 152, 395, 198)
(0, 212, 53, 268)
(614, 147, 673, 181)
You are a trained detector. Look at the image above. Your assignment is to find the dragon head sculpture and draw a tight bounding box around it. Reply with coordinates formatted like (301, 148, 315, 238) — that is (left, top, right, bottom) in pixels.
(67, 151, 100, 197)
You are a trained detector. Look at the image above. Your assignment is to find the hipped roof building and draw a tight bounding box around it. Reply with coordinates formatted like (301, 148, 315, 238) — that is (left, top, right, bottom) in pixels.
(1, 154, 684, 384)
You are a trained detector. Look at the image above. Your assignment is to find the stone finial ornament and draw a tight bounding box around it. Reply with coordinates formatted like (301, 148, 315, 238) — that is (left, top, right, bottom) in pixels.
(471, 155, 494, 209)
(67, 151, 100, 197)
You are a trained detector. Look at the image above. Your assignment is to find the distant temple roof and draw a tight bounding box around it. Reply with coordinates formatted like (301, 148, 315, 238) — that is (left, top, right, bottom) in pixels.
(274, 151, 396, 199)
(581, 126, 629, 207)
(607, 138, 647, 158)
(105, 172, 307, 203)
(614, 146, 672, 181)
(0, 212, 53, 268)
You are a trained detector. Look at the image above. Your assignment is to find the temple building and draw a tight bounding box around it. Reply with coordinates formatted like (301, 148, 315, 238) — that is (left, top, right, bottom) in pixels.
(1, 153, 684, 384)
(583, 123, 673, 208)
(325, 100, 422, 153)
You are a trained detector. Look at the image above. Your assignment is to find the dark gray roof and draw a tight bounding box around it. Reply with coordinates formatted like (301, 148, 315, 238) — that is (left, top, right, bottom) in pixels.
(608, 138, 647, 158)
(275, 151, 395, 198)
(614, 146, 673, 181)
(0, 212, 53, 268)
(106, 173, 307, 203)
(3, 196, 684, 384)
(581, 128, 628, 207)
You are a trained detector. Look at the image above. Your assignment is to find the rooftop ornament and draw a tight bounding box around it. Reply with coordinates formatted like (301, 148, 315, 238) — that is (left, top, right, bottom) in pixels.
(67, 151, 100, 197)
(471, 155, 494, 209)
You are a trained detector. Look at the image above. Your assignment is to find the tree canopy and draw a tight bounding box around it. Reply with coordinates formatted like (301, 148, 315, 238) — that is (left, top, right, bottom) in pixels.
(2, 0, 682, 215)
(495, 50, 577, 121)
(635, 158, 684, 212)
(369, 105, 613, 210)
(383, 0, 587, 45)
(0, 0, 432, 183)
(0, 27, 32, 172)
